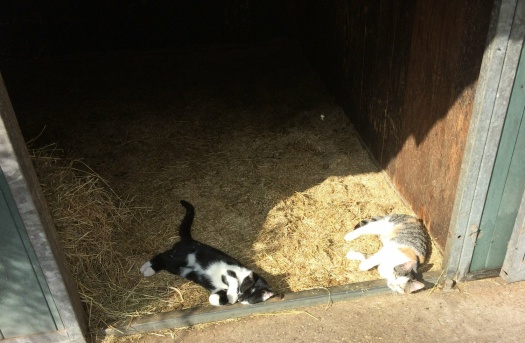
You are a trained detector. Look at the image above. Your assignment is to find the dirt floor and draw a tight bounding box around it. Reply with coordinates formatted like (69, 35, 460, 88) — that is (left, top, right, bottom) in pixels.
(104, 278, 525, 343)
(4, 37, 441, 330)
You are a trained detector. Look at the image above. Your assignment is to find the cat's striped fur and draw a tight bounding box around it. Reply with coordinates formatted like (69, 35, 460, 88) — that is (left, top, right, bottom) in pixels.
(345, 214, 429, 294)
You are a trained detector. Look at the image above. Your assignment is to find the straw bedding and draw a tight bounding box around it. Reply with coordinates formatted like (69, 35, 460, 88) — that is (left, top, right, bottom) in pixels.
(20, 38, 442, 333)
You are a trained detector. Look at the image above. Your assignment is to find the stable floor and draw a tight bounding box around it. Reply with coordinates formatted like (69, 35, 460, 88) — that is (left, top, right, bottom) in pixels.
(108, 278, 525, 343)
(4, 37, 442, 331)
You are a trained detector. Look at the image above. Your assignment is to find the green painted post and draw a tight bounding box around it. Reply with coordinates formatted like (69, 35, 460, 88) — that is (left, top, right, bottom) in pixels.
(0, 171, 59, 338)
(470, 44, 525, 272)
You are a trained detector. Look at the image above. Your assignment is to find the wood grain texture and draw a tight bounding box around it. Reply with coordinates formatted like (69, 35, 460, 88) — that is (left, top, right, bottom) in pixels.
(294, 0, 493, 249)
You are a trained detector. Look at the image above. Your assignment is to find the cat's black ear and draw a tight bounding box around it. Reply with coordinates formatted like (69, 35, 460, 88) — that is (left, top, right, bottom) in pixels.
(239, 272, 255, 293)
(252, 272, 261, 282)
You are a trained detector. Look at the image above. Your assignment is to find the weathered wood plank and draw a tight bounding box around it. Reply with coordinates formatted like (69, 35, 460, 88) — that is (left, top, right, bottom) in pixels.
(294, 0, 493, 250)
(444, 0, 525, 280)
(103, 270, 443, 337)
(501, 187, 525, 282)
(465, 268, 501, 281)
(471, 41, 525, 271)
(389, 0, 493, 249)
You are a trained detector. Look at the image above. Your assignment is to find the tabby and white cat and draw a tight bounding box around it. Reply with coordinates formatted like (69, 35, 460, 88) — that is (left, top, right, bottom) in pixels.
(344, 214, 428, 294)
(140, 200, 277, 306)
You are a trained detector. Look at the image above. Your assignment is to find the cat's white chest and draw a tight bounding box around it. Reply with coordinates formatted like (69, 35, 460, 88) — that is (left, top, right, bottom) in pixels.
(376, 245, 411, 278)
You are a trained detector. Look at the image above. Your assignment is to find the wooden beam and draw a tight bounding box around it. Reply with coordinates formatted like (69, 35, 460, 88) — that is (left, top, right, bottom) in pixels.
(102, 270, 443, 337)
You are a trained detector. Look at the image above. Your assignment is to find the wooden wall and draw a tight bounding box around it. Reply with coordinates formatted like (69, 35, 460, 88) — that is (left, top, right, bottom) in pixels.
(293, 0, 493, 249)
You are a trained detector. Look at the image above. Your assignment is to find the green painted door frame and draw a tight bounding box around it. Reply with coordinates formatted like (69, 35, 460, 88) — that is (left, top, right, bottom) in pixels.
(470, 42, 525, 272)
(444, 0, 525, 282)
(0, 171, 62, 338)
(0, 70, 87, 341)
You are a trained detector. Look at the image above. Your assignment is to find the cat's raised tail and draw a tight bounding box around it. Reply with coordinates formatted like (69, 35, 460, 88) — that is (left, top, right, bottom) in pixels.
(179, 200, 195, 241)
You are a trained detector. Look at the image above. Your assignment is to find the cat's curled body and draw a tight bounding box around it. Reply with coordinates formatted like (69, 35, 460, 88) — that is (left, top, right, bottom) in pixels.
(140, 200, 276, 306)
(344, 214, 428, 294)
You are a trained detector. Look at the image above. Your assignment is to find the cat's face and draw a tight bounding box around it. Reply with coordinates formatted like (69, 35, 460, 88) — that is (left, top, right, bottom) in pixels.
(388, 265, 425, 294)
(238, 272, 276, 304)
(388, 276, 423, 294)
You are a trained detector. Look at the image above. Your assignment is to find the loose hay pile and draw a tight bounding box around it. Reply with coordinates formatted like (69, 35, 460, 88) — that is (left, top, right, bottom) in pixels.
(31, 146, 151, 328)
(21, 39, 442, 334)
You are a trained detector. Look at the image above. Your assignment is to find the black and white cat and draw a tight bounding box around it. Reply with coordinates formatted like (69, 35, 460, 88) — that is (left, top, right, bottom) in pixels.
(140, 200, 277, 306)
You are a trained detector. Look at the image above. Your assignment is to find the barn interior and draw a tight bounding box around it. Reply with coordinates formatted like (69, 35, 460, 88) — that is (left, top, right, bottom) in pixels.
(0, 0, 492, 334)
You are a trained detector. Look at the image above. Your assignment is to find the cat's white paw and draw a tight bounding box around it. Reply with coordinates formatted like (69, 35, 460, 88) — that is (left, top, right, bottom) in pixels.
(359, 261, 373, 271)
(346, 250, 365, 261)
(139, 261, 150, 273)
(140, 261, 156, 277)
(209, 294, 222, 306)
(344, 231, 358, 242)
(227, 293, 238, 304)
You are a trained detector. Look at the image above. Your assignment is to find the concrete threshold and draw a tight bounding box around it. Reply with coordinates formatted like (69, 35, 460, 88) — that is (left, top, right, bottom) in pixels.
(102, 270, 443, 337)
